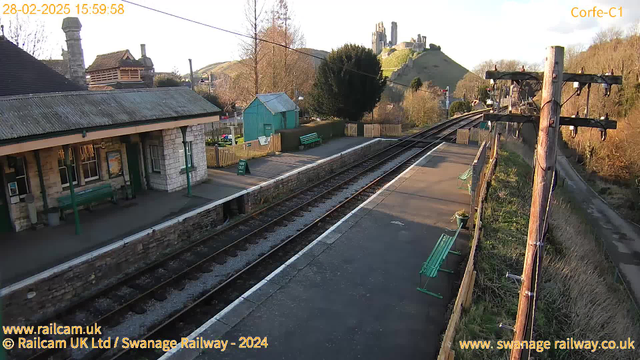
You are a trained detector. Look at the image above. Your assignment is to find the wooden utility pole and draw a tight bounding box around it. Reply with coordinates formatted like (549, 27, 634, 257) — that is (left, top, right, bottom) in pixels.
(510, 46, 563, 360)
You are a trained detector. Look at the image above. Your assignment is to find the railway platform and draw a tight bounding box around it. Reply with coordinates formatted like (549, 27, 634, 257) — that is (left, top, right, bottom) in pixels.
(173, 142, 478, 360)
(0, 137, 374, 287)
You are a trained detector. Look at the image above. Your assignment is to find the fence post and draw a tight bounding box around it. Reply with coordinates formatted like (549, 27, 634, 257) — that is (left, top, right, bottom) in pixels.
(464, 270, 476, 310)
(214, 144, 220, 168)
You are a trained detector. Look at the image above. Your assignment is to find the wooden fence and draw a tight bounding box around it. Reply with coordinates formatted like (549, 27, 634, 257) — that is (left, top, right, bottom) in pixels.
(456, 129, 470, 144)
(470, 128, 491, 144)
(346, 123, 358, 137)
(345, 123, 402, 137)
(437, 132, 500, 360)
(363, 124, 402, 137)
(206, 133, 281, 168)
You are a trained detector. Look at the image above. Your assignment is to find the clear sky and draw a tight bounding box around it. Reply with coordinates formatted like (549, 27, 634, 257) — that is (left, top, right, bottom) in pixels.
(5, 0, 639, 74)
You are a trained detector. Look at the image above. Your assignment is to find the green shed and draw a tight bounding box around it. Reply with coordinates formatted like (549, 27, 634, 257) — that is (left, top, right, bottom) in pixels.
(243, 92, 299, 142)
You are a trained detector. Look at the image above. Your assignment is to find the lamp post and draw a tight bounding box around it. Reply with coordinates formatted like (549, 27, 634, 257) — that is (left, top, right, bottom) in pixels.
(180, 126, 192, 197)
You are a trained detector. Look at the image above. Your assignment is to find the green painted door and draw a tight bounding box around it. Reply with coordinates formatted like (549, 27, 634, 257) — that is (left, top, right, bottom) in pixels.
(264, 124, 273, 137)
(126, 143, 143, 195)
(0, 180, 12, 232)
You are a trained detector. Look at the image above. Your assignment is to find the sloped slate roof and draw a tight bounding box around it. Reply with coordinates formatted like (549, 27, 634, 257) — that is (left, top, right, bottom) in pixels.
(0, 37, 83, 96)
(0, 87, 220, 143)
(86, 50, 144, 72)
(255, 93, 298, 114)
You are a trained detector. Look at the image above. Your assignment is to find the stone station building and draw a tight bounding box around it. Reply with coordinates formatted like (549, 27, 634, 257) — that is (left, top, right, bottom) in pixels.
(0, 88, 220, 233)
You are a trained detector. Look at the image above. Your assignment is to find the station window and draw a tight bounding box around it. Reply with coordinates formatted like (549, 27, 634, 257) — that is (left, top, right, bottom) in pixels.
(80, 144, 99, 181)
(13, 156, 30, 197)
(149, 145, 162, 173)
(179, 142, 193, 169)
(58, 148, 78, 187)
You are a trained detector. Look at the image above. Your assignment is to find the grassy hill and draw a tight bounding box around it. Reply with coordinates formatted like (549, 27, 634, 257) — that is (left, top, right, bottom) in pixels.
(194, 48, 329, 78)
(382, 49, 470, 93)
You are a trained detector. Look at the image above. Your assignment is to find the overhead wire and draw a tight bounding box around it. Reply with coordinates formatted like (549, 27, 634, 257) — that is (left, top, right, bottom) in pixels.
(120, 0, 437, 94)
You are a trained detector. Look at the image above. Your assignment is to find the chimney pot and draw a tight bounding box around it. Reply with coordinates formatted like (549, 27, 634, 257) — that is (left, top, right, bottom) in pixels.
(141, 44, 146, 57)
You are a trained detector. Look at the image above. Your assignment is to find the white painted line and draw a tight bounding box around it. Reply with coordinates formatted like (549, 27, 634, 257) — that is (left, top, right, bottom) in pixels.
(160, 142, 446, 359)
(1, 139, 391, 297)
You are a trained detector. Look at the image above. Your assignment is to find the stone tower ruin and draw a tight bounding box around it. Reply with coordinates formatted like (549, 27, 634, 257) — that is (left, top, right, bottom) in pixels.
(371, 22, 387, 55)
(390, 22, 397, 47)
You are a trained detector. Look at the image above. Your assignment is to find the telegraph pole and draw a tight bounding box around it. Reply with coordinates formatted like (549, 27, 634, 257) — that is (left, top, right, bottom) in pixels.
(511, 46, 563, 360)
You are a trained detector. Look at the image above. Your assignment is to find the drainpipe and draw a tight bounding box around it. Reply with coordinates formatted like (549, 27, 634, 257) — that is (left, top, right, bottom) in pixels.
(64, 145, 81, 235)
(180, 126, 192, 197)
(34, 150, 48, 211)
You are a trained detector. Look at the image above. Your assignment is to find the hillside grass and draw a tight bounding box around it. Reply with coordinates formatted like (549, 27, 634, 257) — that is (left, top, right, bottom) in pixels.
(380, 49, 415, 77)
(454, 147, 640, 360)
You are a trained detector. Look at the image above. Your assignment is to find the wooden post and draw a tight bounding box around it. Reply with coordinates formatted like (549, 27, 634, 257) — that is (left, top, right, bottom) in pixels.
(447, 350, 455, 360)
(511, 46, 563, 360)
(464, 270, 476, 310)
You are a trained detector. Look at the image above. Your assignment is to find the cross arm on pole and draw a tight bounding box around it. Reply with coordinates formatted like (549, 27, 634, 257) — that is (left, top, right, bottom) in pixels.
(485, 71, 622, 85)
(482, 113, 617, 129)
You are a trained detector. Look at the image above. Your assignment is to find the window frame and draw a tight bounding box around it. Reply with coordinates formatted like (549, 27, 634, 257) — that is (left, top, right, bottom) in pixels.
(79, 144, 100, 182)
(179, 141, 193, 170)
(13, 156, 30, 198)
(149, 145, 162, 173)
(58, 148, 78, 188)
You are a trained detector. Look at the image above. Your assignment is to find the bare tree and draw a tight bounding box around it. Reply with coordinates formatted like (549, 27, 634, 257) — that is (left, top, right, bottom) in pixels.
(0, 15, 50, 58)
(259, 0, 309, 98)
(593, 26, 624, 44)
(240, 0, 266, 96)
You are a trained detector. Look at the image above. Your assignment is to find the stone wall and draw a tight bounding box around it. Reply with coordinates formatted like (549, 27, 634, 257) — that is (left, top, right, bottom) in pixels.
(0, 139, 392, 324)
(161, 125, 207, 192)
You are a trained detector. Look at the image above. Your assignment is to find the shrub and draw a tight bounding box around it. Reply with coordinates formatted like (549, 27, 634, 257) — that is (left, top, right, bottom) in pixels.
(449, 100, 472, 115)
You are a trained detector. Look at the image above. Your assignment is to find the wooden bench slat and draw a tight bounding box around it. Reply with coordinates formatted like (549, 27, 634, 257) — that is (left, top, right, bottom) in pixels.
(57, 184, 115, 210)
(417, 224, 463, 298)
(300, 133, 322, 146)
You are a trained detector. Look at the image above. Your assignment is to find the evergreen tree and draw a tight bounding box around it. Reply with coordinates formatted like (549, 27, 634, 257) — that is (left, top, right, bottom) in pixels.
(309, 44, 386, 121)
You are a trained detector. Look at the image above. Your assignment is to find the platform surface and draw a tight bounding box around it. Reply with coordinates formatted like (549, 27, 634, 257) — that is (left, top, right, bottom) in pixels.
(187, 143, 478, 360)
(0, 137, 372, 287)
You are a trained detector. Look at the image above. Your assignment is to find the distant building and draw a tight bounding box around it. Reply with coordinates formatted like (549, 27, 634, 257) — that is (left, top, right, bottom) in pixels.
(42, 18, 155, 90)
(243, 93, 299, 142)
(86, 48, 152, 90)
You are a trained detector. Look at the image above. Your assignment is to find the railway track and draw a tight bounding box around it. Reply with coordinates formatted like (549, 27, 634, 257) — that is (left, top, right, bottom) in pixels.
(10, 111, 485, 360)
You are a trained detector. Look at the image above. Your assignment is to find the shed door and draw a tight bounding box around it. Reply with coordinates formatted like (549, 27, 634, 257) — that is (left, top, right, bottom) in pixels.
(264, 124, 273, 137)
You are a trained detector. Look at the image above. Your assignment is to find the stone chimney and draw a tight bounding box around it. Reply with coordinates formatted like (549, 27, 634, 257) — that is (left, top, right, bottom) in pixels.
(61, 17, 87, 88)
(138, 44, 155, 88)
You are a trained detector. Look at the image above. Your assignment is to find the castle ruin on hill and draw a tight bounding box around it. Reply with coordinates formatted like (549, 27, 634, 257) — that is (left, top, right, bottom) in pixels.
(371, 21, 428, 55)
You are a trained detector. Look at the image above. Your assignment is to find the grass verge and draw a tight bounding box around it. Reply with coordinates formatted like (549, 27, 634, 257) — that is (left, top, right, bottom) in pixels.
(454, 148, 640, 360)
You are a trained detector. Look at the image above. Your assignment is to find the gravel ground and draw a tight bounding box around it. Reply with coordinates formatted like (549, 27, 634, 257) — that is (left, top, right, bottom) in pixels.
(69, 148, 421, 359)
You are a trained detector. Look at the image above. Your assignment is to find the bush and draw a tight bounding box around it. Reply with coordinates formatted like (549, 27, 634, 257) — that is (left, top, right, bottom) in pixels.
(402, 82, 442, 127)
(155, 75, 181, 87)
(449, 100, 472, 115)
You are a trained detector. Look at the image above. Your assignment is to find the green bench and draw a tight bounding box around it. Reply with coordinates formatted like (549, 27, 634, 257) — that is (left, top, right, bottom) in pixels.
(300, 133, 322, 148)
(417, 224, 463, 298)
(458, 167, 472, 194)
(57, 183, 116, 217)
